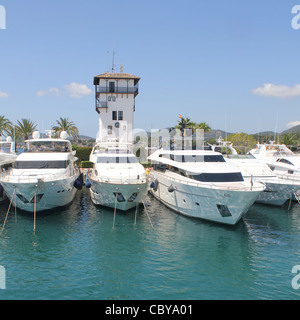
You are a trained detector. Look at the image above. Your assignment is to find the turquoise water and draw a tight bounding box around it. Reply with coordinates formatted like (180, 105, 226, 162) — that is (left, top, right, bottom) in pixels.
(0, 188, 300, 300)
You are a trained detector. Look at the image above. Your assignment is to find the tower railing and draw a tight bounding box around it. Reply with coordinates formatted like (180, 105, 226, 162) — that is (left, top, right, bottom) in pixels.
(95, 86, 139, 95)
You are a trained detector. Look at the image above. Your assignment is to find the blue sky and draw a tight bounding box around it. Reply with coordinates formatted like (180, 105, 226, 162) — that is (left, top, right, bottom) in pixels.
(0, 0, 300, 138)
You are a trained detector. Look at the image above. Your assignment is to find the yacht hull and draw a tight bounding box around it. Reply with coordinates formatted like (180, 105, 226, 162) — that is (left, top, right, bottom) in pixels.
(254, 180, 299, 206)
(149, 172, 263, 225)
(1, 176, 78, 213)
(89, 178, 149, 211)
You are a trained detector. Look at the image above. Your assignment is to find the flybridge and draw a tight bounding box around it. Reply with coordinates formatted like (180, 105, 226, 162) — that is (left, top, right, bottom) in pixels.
(0, 5, 6, 30)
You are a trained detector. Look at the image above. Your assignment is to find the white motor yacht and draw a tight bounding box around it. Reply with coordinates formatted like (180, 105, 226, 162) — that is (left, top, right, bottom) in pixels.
(0, 131, 81, 212)
(210, 141, 300, 206)
(148, 149, 265, 225)
(88, 141, 149, 211)
(249, 143, 300, 179)
(0, 137, 17, 203)
(249, 143, 300, 201)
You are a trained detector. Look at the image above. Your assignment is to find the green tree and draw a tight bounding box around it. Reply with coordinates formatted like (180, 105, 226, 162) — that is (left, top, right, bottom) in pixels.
(280, 133, 296, 147)
(16, 119, 37, 141)
(4, 124, 21, 149)
(226, 132, 257, 154)
(175, 117, 211, 133)
(175, 117, 197, 130)
(196, 122, 211, 132)
(0, 115, 12, 139)
(52, 117, 79, 141)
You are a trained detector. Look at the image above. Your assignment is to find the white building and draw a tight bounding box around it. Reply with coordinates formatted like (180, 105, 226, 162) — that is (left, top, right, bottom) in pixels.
(94, 72, 140, 144)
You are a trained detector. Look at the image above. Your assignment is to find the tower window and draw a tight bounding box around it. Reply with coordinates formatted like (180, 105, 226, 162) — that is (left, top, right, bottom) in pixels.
(118, 111, 123, 120)
(109, 82, 115, 93)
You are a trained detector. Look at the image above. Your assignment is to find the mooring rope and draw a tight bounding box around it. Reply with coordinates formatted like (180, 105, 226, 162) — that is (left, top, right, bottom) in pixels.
(33, 193, 37, 234)
(112, 193, 117, 230)
(142, 200, 154, 230)
(1, 189, 16, 234)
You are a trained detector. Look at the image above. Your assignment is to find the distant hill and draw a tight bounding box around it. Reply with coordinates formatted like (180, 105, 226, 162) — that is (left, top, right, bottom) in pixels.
(254, 131, 276, 137)
(77, 125, 300, 143)
(282, 125, 300, 134)
(78, 135, 95, 141)
(204, 129, 232, 140)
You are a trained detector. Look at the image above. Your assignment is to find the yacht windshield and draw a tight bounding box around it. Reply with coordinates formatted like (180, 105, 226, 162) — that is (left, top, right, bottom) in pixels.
(25, 141, 71, 153)
(97, 156, 138, 164)
(14, 161, 69, 169)
(187, 172, 244, 182)
(265, 145, 294, 156)
(160, 154, 225, 162)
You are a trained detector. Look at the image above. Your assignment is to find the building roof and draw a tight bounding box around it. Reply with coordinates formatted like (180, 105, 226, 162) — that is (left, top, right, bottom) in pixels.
(94, 72, 140, 85)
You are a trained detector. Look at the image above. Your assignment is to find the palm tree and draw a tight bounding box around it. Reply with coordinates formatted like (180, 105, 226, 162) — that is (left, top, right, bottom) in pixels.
(16, 119, 37, 141)
(4, 124, 21, 149)
(281, 133, 296, 147)
(196, 122, 211, 132)
(52, 117, 79, 141)
(175, 117, 197, 130)
(0, 115, 12, 140)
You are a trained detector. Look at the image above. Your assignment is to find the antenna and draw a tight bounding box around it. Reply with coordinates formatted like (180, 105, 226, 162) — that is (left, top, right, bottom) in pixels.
(274, 106, 279, 144)
(107, 51, 110, 73)
(257, 118, 261, 144)
(112, 51, 115, 73)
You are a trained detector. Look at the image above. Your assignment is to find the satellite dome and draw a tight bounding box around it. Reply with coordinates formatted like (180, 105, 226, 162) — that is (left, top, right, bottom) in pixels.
(60, 131, 68, 140)
(32, 131, 40, 139)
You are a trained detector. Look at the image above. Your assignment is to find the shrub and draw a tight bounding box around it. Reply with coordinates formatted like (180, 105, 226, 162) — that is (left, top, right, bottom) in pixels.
(81, 161, 93, 168)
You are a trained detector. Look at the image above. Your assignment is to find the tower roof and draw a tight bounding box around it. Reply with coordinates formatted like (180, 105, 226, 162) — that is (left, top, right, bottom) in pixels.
(94, 72, 140, 86)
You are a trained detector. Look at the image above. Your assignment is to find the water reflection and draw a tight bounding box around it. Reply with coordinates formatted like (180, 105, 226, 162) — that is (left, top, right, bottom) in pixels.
(0, 188, 300, 299)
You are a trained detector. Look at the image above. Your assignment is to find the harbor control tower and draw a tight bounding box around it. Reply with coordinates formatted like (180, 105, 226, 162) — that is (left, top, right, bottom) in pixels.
(93, 72, 140, 144)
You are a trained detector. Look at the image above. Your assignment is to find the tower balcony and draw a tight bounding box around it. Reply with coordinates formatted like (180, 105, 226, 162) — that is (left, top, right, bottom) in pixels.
(95, 85, 139, 96)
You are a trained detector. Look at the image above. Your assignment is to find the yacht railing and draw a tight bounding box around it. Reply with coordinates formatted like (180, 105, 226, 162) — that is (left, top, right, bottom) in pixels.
(89, 172, 148, 185)
(274, 172, 300, 183)
(0, 168, 77, 184)
(153, 171, 264, 192)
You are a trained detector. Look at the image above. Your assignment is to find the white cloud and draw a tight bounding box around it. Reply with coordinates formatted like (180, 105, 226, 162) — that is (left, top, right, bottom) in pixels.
(64, 82, 92, 98)
(287, 121, 300, 129)
(36, 87, 60, 97)
(37, 83, 92, 98)
(0, 91, 8, 98)
(252, 83, 300, 98)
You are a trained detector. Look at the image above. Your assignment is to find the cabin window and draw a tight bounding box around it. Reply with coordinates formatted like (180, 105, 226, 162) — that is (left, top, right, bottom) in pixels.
(112, 111, 117, 120)
(276, 158, 294, 166)
(14, 161, 68, 169)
